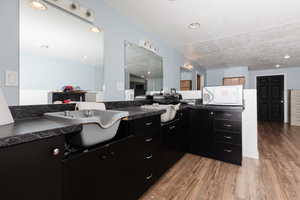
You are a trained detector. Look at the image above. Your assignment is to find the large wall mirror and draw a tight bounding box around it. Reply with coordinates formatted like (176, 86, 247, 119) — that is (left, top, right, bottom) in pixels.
(20, 0, 104, 105)
(125, 41, 163, 97)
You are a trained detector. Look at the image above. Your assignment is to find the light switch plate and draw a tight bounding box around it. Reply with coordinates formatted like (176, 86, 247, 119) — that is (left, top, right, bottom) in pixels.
(5, 70, 18, 86)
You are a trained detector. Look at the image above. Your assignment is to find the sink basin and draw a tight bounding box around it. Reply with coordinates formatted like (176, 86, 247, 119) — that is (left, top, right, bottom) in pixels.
(45, 110, 129, 147)
(141, 104, 180, 123)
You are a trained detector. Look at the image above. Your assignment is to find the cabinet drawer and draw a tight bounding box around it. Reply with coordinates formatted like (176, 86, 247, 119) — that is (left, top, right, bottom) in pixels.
(214, 119, 241, 132)
(214, 111, 241, 121)
(215, 131, 241, 145)
(132, 116, 161, 136)
(214, 142, 242, 165)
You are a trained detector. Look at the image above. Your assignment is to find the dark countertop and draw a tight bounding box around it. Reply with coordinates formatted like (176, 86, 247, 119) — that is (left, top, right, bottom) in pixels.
(183, 104, 244, 111)
(0, 107, 165, 148)
(0, 118, 82, 148)
(112, 107, 166, 120)
(0, 102, 243, 149)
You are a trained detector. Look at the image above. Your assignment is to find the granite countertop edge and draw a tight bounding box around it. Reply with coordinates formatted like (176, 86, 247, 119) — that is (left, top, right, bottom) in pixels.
(0, 124, 82, 149)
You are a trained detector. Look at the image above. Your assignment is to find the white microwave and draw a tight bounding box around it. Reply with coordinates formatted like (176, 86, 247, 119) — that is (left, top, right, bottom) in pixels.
(202, 85, 244, 106)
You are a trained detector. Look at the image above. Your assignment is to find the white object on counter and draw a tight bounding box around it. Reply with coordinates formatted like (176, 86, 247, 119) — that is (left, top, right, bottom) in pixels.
(0, 89, 14, 126)
(178, 90, 202, 100)
(141, 104, 180, 123)
(75, 102, 106, 110)
(85, 91, 104, 102)
(125, 89, 134, 101)
(203, 85, 243, 105)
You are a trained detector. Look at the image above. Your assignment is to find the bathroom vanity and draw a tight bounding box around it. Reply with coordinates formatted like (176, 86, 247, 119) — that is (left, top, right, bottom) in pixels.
(0, 102, 243, 200)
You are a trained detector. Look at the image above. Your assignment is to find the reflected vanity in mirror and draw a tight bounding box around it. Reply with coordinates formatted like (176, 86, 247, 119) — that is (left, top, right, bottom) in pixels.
(19, 0, 104, 105)
(124, 41, 163, 99)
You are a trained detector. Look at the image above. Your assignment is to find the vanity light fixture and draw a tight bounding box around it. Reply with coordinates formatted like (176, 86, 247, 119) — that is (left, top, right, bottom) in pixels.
(90, 27, 101, 33)
(188, 22, 201, 30)
(30, 0, 48, 10)
(284, 54, 291, 59)
(275, 64, 281, 68)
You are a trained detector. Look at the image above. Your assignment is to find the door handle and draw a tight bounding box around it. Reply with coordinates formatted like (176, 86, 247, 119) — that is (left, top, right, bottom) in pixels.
(145, 138, 153, 142)
(224, 136, 232, 139)
(145, 122, 153, 126)
(224, 149, 232, 153)
(223, 124, 232, 128)
(145, 154, 153, 160)
(280, 100, 284, 103)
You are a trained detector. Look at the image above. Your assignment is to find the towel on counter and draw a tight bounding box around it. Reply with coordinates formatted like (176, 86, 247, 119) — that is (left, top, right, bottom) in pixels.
(75, 102, 106, 111)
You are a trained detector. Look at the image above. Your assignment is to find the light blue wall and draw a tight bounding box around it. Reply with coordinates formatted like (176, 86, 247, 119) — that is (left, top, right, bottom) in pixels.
(206, 66, 249, 88)
(83, 0, 185, 100)
(0, 0, 185, 104)
(0, 0, 19, 105)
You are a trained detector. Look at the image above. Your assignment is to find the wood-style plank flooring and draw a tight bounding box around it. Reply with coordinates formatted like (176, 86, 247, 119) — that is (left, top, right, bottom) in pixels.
(139, 122, 300, 200)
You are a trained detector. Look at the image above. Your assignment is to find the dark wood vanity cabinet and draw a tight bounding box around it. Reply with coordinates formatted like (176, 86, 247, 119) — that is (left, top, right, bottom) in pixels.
(160, 110, 187, 174)
(63, 136, 143, 200)
(0, 136, 64, 200)
(188, 109, 242, 165)
(189, 108, 215, 157)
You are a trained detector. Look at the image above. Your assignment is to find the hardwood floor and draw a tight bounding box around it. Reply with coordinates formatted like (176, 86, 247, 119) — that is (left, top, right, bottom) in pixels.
(140, 122, 300, 200)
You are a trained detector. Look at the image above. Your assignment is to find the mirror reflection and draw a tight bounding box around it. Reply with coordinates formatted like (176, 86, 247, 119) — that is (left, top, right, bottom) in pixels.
(19, 0, 104, 105)
(125, 41, 163, 97)
(180, 67, 204, 91)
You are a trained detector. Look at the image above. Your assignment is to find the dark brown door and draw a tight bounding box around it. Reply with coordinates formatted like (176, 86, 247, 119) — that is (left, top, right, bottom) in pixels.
(257, 75, 284, 121)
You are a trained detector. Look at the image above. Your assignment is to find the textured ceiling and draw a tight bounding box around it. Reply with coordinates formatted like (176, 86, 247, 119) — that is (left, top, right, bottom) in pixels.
(104, 0, 300, 70)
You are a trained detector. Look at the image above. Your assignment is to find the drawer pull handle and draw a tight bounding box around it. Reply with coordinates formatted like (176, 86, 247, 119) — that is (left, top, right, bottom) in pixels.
(224, 149, 232, 153)
(53, 148, 60, 156)
(146, 122, 153, 126)
(224, 113, 233, 117)
(169, 126, 176, 130)
(224, 124, 232, 128)
(145, 138, 153, 142)
(146, 174, 153, 180)
(146, 154, 153, 159)
(224, 136, 232, 139)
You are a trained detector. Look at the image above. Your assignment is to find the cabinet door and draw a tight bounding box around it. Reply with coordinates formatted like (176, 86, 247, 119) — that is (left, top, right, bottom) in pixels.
(0, 136, 64, 200)
(63, 136, 140, 200)
(188, 109, 214, 157)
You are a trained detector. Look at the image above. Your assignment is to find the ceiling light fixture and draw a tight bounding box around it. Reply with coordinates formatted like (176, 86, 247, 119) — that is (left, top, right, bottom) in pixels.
(30, 0, 48, 10)
(188, 22, 201, 30)
(275, 64, 281, 68)
(90, 27, 101, 33)
(284, 55, 291, 59)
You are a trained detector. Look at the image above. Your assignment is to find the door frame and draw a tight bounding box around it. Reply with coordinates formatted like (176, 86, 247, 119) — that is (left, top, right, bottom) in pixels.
(254, 73, 287, 123)
(196, 72, 204, 90)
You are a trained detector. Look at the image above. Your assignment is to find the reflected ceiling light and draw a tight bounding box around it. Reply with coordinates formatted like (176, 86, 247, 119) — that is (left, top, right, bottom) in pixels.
(275, 64, 281, 68)
(284, 55, 291, 59)
(188, 22, 201, 29)
(30, 0, 47, 10)
(147, 71, 151, 75)
(182, 64, 193, 70)
(40, 44, 49, 49)
(90, 27, 101, 33)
